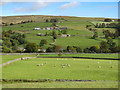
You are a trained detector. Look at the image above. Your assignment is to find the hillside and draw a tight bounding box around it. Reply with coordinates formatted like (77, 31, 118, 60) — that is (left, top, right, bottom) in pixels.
(1, 15, 119, 53)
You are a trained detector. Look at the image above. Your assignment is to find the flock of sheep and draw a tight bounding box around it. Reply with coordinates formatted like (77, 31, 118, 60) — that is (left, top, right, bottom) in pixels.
(36, 59, 114, 69)
(37, 62, 70, 68)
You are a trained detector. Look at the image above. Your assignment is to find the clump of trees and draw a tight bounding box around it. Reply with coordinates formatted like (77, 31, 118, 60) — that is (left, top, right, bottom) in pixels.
(2, 30, 27, 53)
(25, 43, 38, 53)
(40, 39, 47, 46)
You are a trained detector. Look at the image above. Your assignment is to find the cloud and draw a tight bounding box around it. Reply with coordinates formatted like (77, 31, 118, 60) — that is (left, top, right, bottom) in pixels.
(0, 2, 8, 6)
(15, 2, 51, 13)
(60, 2, 80, 10)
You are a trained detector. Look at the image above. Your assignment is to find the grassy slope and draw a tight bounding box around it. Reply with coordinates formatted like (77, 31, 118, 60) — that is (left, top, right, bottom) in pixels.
(2, 58, 118, 80)
(2, 16, 118, 49)
(2, 81, 118, 88)
(1, 55, 36, 64)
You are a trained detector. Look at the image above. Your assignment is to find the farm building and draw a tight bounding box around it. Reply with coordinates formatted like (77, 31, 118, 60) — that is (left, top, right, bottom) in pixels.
(38, 49, 46, 52)
(37, 33, 44, 36)
(58, 34, 71, 37)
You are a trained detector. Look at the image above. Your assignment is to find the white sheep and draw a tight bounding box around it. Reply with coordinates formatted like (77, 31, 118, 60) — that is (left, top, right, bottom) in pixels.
(97, 62, 100, 64)
(98, 66, 101, 68)
(68, 64, 70, 67)
(62, 66, 65, 68)
(37, 64, 40, 66)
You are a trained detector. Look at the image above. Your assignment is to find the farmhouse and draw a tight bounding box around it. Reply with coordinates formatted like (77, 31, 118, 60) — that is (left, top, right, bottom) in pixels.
(58, 34, 71, 37)
(38, 49, 46, 52)
(37, 33, 44, 36)
(60, 27, 68, 30)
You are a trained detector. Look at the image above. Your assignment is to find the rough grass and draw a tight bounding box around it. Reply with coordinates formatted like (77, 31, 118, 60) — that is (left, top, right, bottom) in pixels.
(2, 81, 118, 88)
(1, 55, 36, 64)
(2, 58, 118, 80)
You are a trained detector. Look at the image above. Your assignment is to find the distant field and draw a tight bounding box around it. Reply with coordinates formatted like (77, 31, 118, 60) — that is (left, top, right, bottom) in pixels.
(2, 58, 118, 80)
(1, 55, 36, 64)
(2, 81, 118, 88)
(2, 15, 119, 50)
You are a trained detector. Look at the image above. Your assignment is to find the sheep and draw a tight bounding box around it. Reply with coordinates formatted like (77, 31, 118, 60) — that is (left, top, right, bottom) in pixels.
(37, 64, 40, 66)
(62, 66, 65, 68)
(97, 62, 100, 64)
(68, 64, 70, 67)
(98, 66, 101, 68)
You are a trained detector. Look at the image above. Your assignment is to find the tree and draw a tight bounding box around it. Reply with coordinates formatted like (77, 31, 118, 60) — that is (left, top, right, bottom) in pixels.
(52, 31, 57, 39)
(100, 41, 110, 53)
(2, 46, 10, 53)
(46, 47, 54, 52)
(46, 19, 49, 22)
(95, 23, 99, 28)
(101, 23, 105, 28)
(92, 32, 98, 39)
(54, 45, 62, 52)
(104, 18, 112, 22)
(40, 39, 47, 46)
(76, 47, 82, 53)
(25, 43, 38, 53)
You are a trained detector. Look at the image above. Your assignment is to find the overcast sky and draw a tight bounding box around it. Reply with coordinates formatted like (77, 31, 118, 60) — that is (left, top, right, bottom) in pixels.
(0, 2, 118, 18)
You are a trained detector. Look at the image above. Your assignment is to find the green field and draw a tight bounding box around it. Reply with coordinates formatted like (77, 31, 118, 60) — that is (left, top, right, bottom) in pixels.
(1, 54, 118, 88)
(2, 15, 118, 50)
(1, 55, 36, 64)
(2, 81, 118, 88)
(2, 58, 118, 80)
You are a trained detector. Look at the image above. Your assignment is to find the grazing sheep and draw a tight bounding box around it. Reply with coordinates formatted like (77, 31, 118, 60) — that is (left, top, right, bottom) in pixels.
(62, 66, 65, 68)
(37, 64, 40, 66)
(98, 66, 101, 68)
(68, 64, 70, 67)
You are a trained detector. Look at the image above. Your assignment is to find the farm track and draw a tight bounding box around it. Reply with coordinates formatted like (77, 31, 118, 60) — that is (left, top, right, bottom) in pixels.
(0, 57, 37, 68)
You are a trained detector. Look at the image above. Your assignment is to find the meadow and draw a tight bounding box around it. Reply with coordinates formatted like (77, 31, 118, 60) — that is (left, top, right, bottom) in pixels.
(2, 81, 118, 88)
(1, 54, 118, 88)
(2, 58, 118, 80)
(1, 55, 36, 64)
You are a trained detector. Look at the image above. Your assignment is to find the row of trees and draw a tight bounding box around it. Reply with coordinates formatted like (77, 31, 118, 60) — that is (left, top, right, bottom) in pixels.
(2, 20, 34, 26)
(95, 23, 117, 28)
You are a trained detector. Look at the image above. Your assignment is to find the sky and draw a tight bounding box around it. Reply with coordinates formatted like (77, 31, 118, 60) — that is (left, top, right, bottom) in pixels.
(0, 2, 118, 18)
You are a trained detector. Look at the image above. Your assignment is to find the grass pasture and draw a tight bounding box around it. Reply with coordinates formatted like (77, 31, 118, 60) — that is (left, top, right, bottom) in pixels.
(1, 55, 36, 64)
(2, 58, 118, 80)
(2, 81, 118, 88)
